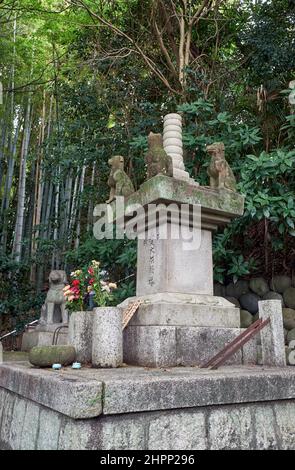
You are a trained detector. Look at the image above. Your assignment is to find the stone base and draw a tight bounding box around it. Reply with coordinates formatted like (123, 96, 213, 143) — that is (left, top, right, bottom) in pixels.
(121, 294, 240, 328)
(21, 327, 68, 352)
(119, 294, 248, 367)
(1, 363, 295, 450)
(123, 325, 257, 367)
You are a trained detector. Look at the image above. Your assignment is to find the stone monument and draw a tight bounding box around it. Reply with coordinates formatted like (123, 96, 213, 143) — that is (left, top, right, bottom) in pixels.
(21, 270, 69, 351)
(95, 114, 251, 367)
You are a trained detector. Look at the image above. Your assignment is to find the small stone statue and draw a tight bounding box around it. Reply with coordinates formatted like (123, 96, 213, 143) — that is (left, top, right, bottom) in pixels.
(145, 132, 173, 180)
(40, 270, 68, 325)
(206, 142, 237, 191)
(106, 155, 134, 203)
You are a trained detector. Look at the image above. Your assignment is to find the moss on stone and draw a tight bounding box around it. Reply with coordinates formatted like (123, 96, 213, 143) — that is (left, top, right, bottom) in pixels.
(29, 345, 76, 368)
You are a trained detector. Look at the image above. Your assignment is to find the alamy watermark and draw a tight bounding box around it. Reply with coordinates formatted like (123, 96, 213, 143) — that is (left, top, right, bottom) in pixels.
(93, 197, 202, 251)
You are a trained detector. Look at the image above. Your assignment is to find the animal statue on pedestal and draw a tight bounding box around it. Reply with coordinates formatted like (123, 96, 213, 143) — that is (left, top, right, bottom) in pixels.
(106, 155, 134, 203)
(206, 142, 237, 191)
(39, 270, 68, 325)
(145, 132, 173, 180)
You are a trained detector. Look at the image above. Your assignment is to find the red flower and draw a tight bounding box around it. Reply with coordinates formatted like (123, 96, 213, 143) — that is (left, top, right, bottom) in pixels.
(88, 267, 94, 275)
(89, 278, 94, 285)
(72, 279, 80, 287)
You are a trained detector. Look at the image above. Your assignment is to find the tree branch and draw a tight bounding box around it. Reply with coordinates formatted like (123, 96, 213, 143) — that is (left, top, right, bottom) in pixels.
(72, 0, 179, 95)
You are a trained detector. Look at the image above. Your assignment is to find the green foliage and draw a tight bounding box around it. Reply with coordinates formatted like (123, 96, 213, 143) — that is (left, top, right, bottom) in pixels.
(239, 149, 295, 236)
(0, 252, 45, 333)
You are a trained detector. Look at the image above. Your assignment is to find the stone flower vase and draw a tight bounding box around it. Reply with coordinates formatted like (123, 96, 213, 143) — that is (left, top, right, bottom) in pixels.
(68, 311, 93, 364)
(92, 307, 123, 368)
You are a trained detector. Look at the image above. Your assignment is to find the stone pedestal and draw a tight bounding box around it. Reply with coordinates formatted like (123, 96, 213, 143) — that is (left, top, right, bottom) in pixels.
(68, 312, 93, 364)
(113, 175, 247, 367)
(21, 324, 69, 352)
(92, 308, 123, 368)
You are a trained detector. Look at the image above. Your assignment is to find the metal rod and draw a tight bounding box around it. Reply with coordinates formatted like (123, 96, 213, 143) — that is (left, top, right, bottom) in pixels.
(200, 317, 270, 370)
(210, 318, 270, 370)
(200, 318, 264, 368)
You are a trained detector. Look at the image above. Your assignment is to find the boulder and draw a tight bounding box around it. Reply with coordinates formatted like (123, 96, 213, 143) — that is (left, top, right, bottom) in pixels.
(226, 280, 249, 298)
(282, 308, 295, 331)
(214, 282, 226, 297)
(283, 287, 295, 309)
(270, 275, 291, 293)
(287, 328, 295, 344)
(224, 296, 240, 308)
(239, 292, 260, 314)
(286, 347, 295, 365)
(262, 291, 284, 306)
(249, 277, 269, 296)
(29, 345, 76, 368)
(240, 310, 252, 328)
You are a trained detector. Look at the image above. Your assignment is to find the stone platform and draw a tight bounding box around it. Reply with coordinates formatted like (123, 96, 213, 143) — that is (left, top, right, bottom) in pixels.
(1, 362, 295, 449)
(21, 324, 69, 352)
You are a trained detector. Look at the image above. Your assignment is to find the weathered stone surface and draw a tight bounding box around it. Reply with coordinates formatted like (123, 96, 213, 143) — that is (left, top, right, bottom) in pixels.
(0, 363, 103, 418)
(92, 307, 123, 368)
(284, 287, 295, 309)
(225, 296, 240, 308)
(225, 280, 249, 298)
(283, 308, 295, 330)
(136, 227, 213, 296)
(100, 417, 146, 450)
(208, 406, 252, 450)
(176, 327, 243, 366)
(240, 310, 253, 328)
(270, 275, 291, 293)
(22, 329, 68, 352)
(274, 402, 295, 449)
(254, 405, 278, 449)
(19, 400, 40, 450)
(259, 300, 286, 367)
(262, 291, 284, 306)
(29, 345, 76, 367)
(124, 324, 250, 367)
(124, 326, 177, 367)
(100, 366, 295, 415)
(0, 342, 2, 363)
(287, 328, 295, 344)
(239, 292, 260, 314)
(58, 420, 96, 450)
(68, 311, 93, 363)
(37, 407, 61, 450)
(124, 175, 245, 224)
(249, 277, 269, 296)
(242, 337, 258, 365)
(2, 366, 295, 450)
(129, 300, 240, 328)
(148, 411, 207, 450)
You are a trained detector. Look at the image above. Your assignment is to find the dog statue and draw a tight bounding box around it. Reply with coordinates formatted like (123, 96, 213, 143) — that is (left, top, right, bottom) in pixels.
(106, 155, 134, 203)
(145, 132, 173, 180)
(39, 270, 68, 325)
(206, 142, 237, 191)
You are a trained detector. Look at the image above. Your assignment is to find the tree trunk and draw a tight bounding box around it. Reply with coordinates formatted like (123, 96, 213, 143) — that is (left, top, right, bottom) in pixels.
(13, 98, 32, 262)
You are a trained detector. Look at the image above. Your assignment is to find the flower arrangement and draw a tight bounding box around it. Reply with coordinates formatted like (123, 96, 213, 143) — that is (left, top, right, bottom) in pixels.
(63, 260, 117, 312)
